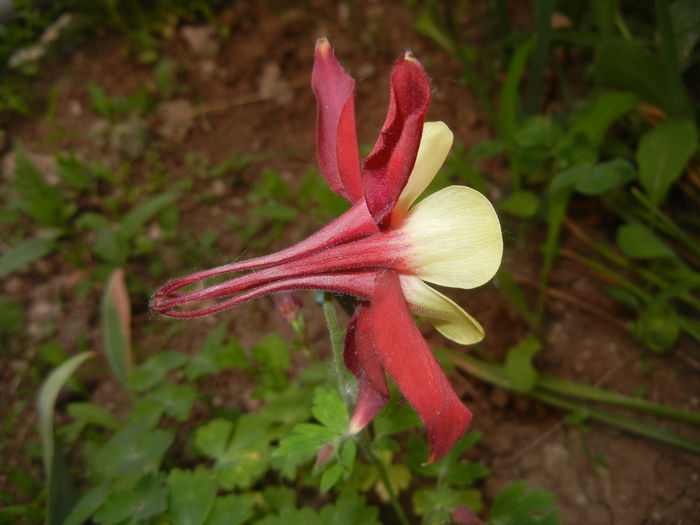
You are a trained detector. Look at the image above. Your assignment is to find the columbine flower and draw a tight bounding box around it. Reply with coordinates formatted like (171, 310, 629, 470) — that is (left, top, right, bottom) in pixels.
(151, 38, 503, 462)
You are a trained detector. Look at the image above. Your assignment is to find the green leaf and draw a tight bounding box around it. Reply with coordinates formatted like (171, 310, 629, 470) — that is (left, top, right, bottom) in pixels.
(194, 416, 270, 490)
(489, 480, 560, 525)
(311, 387, 349, 434)
(262, 486, 296, 512)
(0, 295, 25, 335)
(128, 351, 188, 392)
(606, 286, 641, 310)
(255, 507, 322, 525)
(63, 485, 110, 525)
(56, 154, 93, 190)
(561, 91, 637, 153)
(38, 352, 93, 525)
(298, 171, 350, 218)
(92, 226, 127, 265)
(415, 8, 456, 55)
(250, 203, 297, 221)
(100, 268, 131, 387)
(515, 115, 558, 149)
(208, 152, 253, 179)
(249, 170, 291, 202)
(593, 39, 681, 114)
(550, 159, 635, 196)
(318, 492, 380, 525)
(120, 192, 177, 239)
(549, 164, 591, 194)
(11, 142, 70, 227)
(413, 485, 482, 522)
(252, 333, 290, 390)
(499, 40, 533, 142)
(75, 211, 112, 231)
(320, 463, 343, 493)
(94, 420, 174, 481)
(636, 119, 697, 205)
(0, 236, 57, 277)
(146, 383, 199, 421)
(259, 382, 313, 428)
(274, 423, 338, 456)
(498, 191, 540, 218)
(505, 337, 542, 393)
(372, 401, 420, 440)
(168, 467, 217, 525)
(671, 0, 700, 68)
(194, 419, 234, 459)
(632, 305, 681, 353)
(616, 223, 676, 259)
(205, 494, 256, 525)
(92, 474, 167, 525)
(469, 139, 507, 159)
(66, 402, 120, 430)
(185, 324, 247, 380)
(404, 433, 487, 484)
(87, 82, 115, 118)
(574, 158, 635, 195)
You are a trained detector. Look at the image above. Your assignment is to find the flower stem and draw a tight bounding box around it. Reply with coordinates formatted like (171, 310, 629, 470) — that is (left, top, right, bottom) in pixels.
(446, 350, 700, 454)
(321, 292, 351, 405)
(359, 439, 411, 525)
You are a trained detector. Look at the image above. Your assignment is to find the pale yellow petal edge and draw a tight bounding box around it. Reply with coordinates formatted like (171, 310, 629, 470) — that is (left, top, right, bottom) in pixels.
(400, 275, 485, 345)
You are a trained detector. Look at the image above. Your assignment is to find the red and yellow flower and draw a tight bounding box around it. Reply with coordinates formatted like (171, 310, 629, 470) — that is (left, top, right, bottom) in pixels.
(151, 39, 502, 462)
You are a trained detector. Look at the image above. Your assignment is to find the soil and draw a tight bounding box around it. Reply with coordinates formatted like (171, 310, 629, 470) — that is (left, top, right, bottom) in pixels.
(2, 2, 699, 524)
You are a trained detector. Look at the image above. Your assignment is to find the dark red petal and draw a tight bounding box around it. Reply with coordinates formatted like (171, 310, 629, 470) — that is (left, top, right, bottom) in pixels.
(344, 303, 389, 432)
(370, 269, 472, 463)
(312, 38, 363, 202)
(362, 53, 431, 229)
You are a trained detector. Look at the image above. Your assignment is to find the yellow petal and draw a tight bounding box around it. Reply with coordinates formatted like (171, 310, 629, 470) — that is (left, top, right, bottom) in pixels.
(393, 121, 453, 221)
(400, 185, 503, 289)
(400, 275, 484, 344)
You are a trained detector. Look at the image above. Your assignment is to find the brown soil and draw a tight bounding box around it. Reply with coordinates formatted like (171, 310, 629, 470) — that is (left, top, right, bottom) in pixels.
(2, 2, 699, 524)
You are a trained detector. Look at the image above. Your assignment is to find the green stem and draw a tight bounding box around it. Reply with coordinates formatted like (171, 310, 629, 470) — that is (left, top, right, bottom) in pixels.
(525, 0, 554, 116)
(655, 0, 686, 116)
(446, 351, 700, 453)
(563, 249, 652, 302)
(537, 375, 700, 425)
(614, 9, 632, 40)
(322, 293, 351, 406)
(359, 439, 411, 525)
(531, 391, 700, 454)
(631, 188, 700, 263)
(583, 236, 700, 313)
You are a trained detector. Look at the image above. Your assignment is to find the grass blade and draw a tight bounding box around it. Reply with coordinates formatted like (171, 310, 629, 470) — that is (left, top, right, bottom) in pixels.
(38, 352, 94, 525)
(101, 268, 132, 387)
(0, 236, 57, 277)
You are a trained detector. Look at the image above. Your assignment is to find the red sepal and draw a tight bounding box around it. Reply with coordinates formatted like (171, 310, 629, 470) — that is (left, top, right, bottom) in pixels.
(312, 38, 363, 202)
(370, 269, 472, 463)
(362, 54, 431, 230)
(344, 303, 389, 432)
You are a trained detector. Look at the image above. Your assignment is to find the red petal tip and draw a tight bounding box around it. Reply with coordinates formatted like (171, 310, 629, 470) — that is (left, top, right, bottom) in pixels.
(402, 50, 418, 63)
(315, 37, 330, 53)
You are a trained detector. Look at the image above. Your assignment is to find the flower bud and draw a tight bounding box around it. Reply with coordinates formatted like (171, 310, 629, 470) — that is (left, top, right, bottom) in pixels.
(274, 292, 303, 322)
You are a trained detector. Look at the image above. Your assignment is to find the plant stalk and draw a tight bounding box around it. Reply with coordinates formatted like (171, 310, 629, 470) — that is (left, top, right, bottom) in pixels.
(446, 350, 700, 454)
(359, 439, 411, 525)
